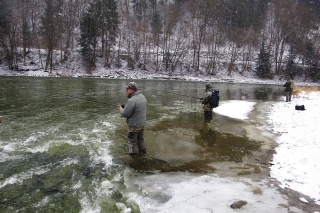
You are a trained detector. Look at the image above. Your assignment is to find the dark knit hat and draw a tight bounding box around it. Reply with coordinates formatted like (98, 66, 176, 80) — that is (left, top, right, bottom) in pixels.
(205, 83, 212, 88)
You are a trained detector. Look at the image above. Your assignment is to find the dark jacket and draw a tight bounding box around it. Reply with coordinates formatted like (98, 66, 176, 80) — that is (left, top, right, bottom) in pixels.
(120, 91, 147, 129)
(283, 80, 293, 92)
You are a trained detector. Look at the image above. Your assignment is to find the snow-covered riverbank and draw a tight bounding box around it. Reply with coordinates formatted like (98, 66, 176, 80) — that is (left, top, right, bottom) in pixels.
(1, 66, 320, 88)
(267, 91, 320, 207)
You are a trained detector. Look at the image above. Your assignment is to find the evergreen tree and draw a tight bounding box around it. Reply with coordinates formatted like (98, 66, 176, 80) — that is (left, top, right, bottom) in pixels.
(256, 42, 271, 79)
(22, 18, 32, 65)
(132, 0, 148, 21)
(104, 0, 119, 43)
(151, 11, 162, 40)
(285, 47, 298, 79)
(0, 0, 14, 68)
(0, 0, 11, 36)
(79, 0, 118, 70)
(98, 0, 119, 66)
(79, 9, 98, 71)
(304, 40, 320, 81)
(127, 56, 135, 70)
(225, 0, 270, 36)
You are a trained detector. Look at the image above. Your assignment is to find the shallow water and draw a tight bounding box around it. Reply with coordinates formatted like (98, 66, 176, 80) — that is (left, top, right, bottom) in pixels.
(0, 77, 286, 212)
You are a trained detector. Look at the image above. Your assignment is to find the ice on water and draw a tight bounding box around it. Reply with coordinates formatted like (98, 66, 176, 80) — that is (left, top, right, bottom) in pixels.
(125, 173, 289, 213)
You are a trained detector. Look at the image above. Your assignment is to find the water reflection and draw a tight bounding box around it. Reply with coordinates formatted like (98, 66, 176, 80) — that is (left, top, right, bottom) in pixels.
(118, 110, 261, 173)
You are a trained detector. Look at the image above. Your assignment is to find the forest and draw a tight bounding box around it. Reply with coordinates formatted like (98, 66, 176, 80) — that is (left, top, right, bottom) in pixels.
(1, 0, 320, 81)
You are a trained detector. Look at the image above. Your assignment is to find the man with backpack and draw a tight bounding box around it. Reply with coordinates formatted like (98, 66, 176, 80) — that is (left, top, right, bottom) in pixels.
(201, 83, 219, 121)
(283, 77, 294, 102)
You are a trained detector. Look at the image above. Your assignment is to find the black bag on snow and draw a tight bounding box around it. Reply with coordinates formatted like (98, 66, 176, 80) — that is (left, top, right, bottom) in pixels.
(208, 89, 220, 108)
(295, 105, 305, 110)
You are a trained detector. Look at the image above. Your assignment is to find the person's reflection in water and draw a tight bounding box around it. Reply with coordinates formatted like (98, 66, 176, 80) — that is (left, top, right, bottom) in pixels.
(197, 122, 217, 147)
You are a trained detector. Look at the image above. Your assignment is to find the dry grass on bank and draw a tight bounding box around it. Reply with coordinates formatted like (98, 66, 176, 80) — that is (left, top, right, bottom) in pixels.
(292, 85, 319, 96)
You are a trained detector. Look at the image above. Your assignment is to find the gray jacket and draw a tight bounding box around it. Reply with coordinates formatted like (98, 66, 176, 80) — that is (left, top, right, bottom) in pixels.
(120, 91, 147, 129)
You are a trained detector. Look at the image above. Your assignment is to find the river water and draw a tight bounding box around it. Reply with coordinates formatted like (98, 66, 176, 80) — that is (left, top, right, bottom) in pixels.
(0, 77, 290, 212)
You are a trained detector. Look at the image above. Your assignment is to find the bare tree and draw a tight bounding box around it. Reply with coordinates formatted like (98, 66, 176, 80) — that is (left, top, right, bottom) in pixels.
(17, 0, 33, 66)
(268, 0, 298, 75)
(185, 0, 208, 74)
(30, 0, 45, 68)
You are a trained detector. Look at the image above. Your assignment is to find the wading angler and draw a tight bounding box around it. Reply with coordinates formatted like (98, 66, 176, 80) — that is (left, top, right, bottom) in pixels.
(117, 82, 147, 155)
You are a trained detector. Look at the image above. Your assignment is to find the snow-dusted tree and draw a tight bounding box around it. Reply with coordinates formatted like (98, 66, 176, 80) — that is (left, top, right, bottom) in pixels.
(161, 1, 180, 72)
(184, 0, 208, 73)
(151, 10, 162, 72)
(266, 0, 313, 76)
(223, 0, 269, 75)
(30, 0, 45, 68)
(14, 0, 33, 66)
(57, 0, 80, 62)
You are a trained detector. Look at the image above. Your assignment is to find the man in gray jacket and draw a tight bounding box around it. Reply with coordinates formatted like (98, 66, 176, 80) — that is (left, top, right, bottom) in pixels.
(117, 82, 147, 155)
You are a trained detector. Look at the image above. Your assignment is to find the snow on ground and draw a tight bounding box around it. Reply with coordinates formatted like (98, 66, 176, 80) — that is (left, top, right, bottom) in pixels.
(213, 92, 320, 205)
(266, 91, 320, 205)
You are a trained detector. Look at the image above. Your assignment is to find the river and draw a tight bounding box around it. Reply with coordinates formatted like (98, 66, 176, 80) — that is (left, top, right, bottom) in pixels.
(1, 77, 294, 213)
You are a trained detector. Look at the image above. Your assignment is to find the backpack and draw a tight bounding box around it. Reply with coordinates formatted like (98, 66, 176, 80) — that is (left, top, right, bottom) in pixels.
(290, 81, 294, 91)
(208, 89, 220, 108)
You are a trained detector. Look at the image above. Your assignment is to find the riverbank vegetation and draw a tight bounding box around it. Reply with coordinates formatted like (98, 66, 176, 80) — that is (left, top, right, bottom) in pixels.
(293, 85, 319, 96)
(1, 0, 320, 82)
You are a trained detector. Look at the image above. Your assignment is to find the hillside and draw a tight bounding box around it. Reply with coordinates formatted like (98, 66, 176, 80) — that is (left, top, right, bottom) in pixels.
(1, 0, 320, 84)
